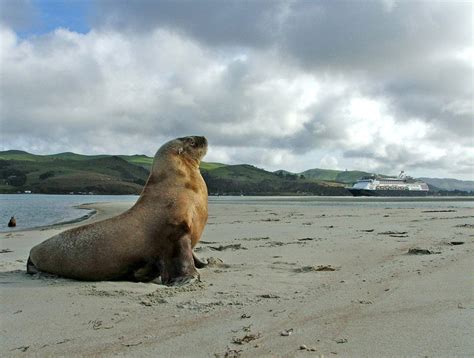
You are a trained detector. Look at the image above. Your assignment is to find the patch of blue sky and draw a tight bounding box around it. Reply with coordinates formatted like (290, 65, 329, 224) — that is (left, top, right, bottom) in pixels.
(17, 0, 92, 38)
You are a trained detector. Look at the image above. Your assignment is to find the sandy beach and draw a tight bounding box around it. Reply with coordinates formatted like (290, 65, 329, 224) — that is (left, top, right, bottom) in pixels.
(1, 200, 473, 357)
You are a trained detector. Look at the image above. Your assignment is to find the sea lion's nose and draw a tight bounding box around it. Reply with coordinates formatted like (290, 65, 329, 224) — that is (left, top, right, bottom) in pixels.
(194, 136, 207, 147)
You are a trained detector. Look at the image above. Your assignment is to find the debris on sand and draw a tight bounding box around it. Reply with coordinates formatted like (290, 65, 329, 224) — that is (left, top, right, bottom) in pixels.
(240, 236, 270, 241)
(455, 224, 474, 229)
(210, 244, 247, 251)
(215, 347, 242, 357)
(378, 231, 408, 235)
(336, 338, 348, 344)
(360, 229, 374, 232)
(422, 209, 456, 213)
(259, 294, 280, 299)
(11, 346, 29, 352)
(0, 249, 13, 253)
(260, 241, 286, 247)
(315, 265, 338, 271)
(232, 333, 261, 345)
(297, 237, 318, 241)
(294, 265, 339, 272)
(449, 241, 465, 245)
(206, 257, 231, 268)
(407, 248, 440, 255)
(140, 297, 167, 306)
(299, 344, 317, 351)
(378, 230, 409, 238)
(89, 320, 113, 330)
(280, 328, 293, 336)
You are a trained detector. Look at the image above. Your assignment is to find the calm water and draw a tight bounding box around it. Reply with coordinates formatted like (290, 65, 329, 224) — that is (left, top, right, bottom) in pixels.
(0, 194, 138, 232)
(1, 194, 473, 232)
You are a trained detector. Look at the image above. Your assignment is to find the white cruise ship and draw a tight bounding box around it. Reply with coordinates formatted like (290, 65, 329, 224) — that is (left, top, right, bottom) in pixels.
(348, 171, 429, 197)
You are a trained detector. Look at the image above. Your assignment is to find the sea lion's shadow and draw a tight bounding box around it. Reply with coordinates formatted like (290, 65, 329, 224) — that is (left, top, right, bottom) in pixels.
(0, 269, 75, 287)
(0, 269, 169, 288)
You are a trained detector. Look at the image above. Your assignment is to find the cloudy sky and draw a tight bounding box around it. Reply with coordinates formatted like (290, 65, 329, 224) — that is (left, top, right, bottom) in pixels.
(0, 0, 472, 179)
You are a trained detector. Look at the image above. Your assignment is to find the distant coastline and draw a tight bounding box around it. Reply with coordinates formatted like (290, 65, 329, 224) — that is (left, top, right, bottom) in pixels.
(1, 150, 473, 196)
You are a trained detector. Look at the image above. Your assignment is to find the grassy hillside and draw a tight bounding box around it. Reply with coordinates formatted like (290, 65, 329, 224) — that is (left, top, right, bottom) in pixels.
(0, 151, 350, 195)
(0, 151, 225, 171)
(301, 168, 374, 183)
(201, 164, 349, 196)
(420, 177, 474, 192)
(0, 154, 149, 194)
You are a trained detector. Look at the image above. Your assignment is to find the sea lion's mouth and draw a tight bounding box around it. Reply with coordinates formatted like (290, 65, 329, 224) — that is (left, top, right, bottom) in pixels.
(193, 136, 207, 148)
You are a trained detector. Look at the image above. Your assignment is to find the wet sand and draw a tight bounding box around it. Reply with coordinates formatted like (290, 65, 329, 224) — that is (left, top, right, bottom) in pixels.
(1, 201, 473, 356)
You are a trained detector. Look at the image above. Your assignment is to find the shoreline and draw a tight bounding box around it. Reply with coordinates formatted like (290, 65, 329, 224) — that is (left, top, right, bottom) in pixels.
(0, 208, 97, 235)
(2, 195, 473, 234)
(1, 200, 473, 356)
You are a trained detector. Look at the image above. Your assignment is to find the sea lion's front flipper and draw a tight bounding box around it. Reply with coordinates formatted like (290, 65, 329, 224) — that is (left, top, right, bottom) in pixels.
(161, 234, 199, 286)
(193, 252, 208, 268)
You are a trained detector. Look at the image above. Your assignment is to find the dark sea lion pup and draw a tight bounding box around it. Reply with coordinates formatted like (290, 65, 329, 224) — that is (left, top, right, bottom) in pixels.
(8, 216, 16, 227)
(27, 136, 209, 285)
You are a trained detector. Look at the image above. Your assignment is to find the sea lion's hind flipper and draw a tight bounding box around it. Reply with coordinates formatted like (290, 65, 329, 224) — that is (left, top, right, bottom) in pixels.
(130, 261, 161, 282)
(26, 256, 39, 274)
(193, 252, 208, 268)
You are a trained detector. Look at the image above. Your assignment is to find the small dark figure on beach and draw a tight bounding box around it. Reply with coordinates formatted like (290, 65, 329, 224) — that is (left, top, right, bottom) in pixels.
(8, 216, 16, 227)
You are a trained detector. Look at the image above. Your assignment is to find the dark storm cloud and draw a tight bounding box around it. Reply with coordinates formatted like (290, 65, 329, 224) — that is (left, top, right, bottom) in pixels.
(93, 0, 473, 136)
(94, 0, 283, 47)
(94, 1, 470, 70)
(280, 1, 471, 71)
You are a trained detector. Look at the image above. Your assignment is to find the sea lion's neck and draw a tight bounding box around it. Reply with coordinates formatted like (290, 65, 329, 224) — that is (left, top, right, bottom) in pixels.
(133, 155, 201, 206)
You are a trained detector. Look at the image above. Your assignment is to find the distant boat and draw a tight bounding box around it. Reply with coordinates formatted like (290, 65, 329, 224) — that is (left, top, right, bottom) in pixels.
(348, 171, 429, 197)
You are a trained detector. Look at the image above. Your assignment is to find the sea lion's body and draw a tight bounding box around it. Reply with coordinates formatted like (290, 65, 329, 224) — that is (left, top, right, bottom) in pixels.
(27, 136, 208, 285)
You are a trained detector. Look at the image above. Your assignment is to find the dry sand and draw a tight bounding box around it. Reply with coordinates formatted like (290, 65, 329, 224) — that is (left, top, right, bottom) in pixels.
(1, 200, 473, 357)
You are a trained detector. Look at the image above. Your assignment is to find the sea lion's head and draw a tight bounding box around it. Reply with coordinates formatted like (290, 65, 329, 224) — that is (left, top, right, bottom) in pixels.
(156, 136, 208, 166)
(176, 136, 208, 162)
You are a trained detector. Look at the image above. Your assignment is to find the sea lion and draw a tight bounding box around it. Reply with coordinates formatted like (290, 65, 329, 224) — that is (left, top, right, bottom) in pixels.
(27, 136, 209, 285)
(8, 216, 16, 227)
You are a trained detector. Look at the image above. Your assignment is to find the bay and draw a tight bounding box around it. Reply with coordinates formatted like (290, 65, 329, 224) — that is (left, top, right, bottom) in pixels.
(1, 194, 472, 232)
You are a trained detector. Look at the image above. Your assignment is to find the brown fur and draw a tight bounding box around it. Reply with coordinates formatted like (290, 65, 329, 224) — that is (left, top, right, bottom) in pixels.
(27, 136, 209, 285)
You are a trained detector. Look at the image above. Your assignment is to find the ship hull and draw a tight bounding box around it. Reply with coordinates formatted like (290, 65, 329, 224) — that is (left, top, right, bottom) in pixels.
(348, 189, 430, 197)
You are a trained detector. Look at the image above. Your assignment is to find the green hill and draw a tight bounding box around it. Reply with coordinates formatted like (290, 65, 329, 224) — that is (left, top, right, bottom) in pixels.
(0, 150, 350, 195)
(201, 164, 349, 196)
(3, 150, 469, 196)
(0, 153, 150, 194)
(301, 168, 374, 183)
